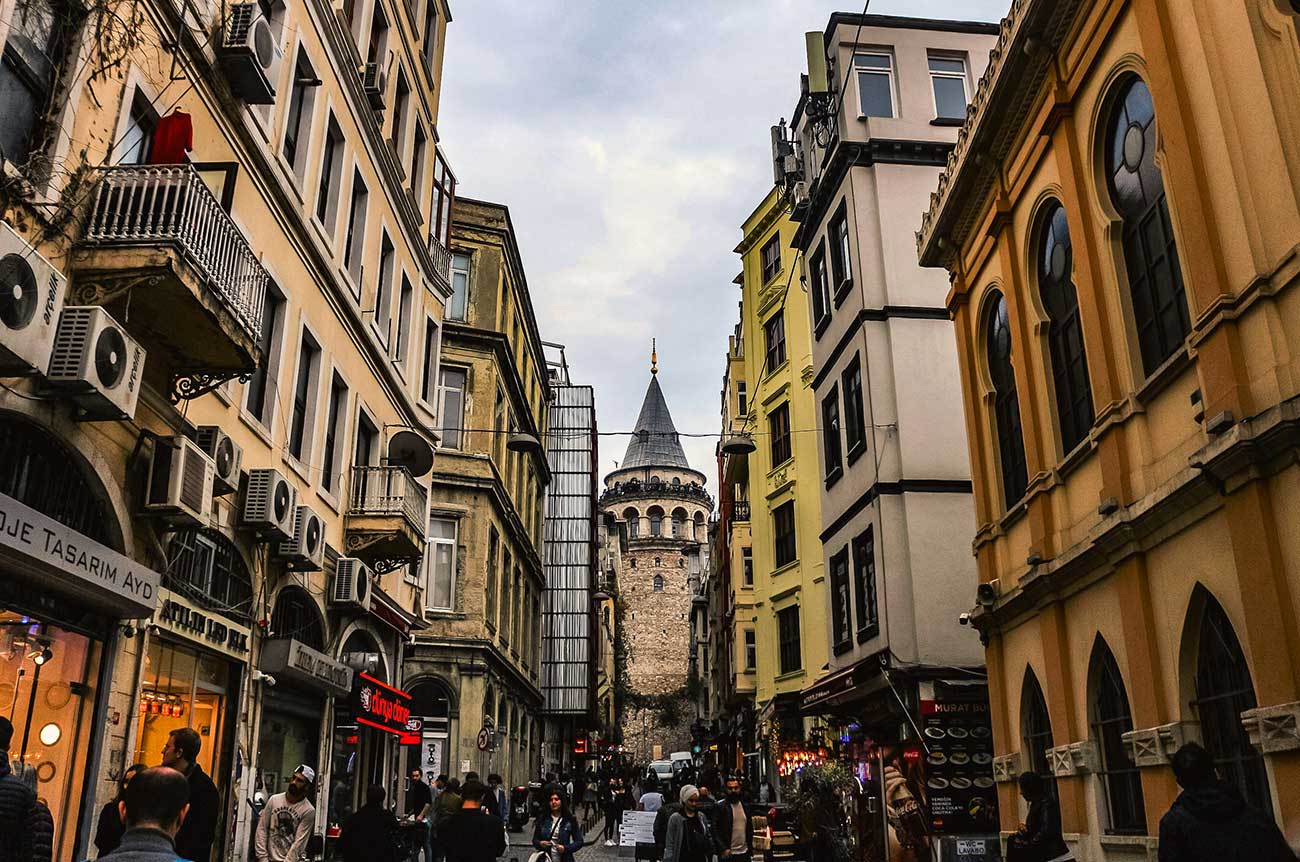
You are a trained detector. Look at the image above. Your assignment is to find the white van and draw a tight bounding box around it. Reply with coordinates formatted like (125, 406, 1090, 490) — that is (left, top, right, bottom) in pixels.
(647, 760, 674, 785)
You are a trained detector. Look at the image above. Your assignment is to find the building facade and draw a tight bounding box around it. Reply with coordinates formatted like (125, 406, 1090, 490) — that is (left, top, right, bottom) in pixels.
(917, 0, 1300, 855)
(0, 0, 457, 851)
(600, 361, 712, 761)
(540, 343, 599, 776)
(404, 197, 548, 789)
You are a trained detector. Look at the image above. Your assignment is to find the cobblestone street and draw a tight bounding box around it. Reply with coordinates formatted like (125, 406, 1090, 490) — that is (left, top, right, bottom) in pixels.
(499, 817, 620, 862)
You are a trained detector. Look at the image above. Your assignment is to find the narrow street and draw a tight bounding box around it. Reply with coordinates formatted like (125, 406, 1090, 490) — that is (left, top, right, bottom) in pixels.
(500, 817, 618, 862)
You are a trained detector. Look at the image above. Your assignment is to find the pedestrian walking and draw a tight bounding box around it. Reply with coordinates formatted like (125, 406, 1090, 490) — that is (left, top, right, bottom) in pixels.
(443, 782, 507, 862)
(582, 771, 598, 822)
(98, 767, 191, 862)
(406, 768, 434, 862)
(638, 777, 665, 812)
(487, 774, 508, 821)
(1004, 772, 1067, 862)
(94, 763, 146, 858)
(715, 776, 752, 862)
(161, 727, 219, 862)
(663, 785, 716, 862)
(1158, 743, 1293, 862)
(254, 765, 316, 862)
(338, 785, 399, 862)
(600, 777, 620, 846)
(531, 787, 584, 862)
(432, 777, 462, 862)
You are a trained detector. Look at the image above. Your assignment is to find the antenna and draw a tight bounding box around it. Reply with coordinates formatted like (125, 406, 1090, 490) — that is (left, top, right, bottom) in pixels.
(651, 338, 658, 376)
(805, 32, 829, 94)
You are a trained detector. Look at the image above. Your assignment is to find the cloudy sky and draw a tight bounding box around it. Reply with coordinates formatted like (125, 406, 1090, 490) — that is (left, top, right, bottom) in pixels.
(438, 0, 1008, 486)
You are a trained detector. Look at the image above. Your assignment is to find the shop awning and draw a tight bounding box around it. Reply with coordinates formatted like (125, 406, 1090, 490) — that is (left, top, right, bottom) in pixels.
(367, 583, 428, 636)
(800, 652, 892, 715)
(260, 638, 353, 696)
(0, 492, 160, 618)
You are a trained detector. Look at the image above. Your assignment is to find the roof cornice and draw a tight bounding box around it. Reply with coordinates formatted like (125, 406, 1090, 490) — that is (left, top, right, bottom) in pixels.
(916, 0, 1089, 269)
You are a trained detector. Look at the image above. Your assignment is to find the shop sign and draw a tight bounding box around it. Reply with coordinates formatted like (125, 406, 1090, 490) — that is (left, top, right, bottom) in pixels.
(0, 491, 161, 618)
(350, 671, 413, 737)
(259, 639, 352, 695)
(919, 698, 999, 835)
(154, 589, 250, 660)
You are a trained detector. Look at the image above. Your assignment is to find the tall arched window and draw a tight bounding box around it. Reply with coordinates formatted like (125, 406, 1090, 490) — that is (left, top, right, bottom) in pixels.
(1021, 668, 1054, 780)
(671, 508, 687, 538)
(1088, 638, 1145, 833)
(623, 507, 639, 538)
(0, 414, 114, 546)
(986, 292, 1029, 507)
(166, 528, 254, 624)
(1105, 76, 1189, 376)
(270, 587, 326, 650)
(648, 507, 663, 537)
(1194, 596, 1271, 813)
(653, 575, 664, 592)
(1036, 202, 1094, 452)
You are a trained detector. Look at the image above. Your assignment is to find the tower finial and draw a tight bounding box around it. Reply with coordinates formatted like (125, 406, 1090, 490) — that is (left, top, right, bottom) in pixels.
(651, 338, 658, 375)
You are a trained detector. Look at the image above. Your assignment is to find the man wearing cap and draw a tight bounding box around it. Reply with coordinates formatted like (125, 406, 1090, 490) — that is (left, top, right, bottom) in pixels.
(255, 765, 317, 862)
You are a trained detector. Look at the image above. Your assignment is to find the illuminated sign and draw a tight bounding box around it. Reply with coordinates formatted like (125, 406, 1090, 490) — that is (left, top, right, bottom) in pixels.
(349, 671, 413, 737)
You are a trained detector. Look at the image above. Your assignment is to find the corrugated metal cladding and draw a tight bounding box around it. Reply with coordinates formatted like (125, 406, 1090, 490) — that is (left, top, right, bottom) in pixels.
(541, 384, 597, 714)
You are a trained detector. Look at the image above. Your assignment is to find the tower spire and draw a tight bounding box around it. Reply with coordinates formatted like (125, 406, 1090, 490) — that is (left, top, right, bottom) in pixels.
(651, 338, 658, 375)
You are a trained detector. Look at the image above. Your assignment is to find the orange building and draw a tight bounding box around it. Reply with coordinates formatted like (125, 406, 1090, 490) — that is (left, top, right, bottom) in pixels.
(917, 0, 1300, 857)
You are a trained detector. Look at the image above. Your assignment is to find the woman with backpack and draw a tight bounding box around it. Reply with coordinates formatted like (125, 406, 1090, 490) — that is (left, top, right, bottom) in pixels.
(531, 787, 585, 862)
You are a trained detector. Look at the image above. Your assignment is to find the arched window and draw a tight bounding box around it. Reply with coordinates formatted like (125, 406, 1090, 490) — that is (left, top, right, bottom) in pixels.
(166, 528, 254, 624)
(653, 575, 664, 592)
(623, 507, 639, 538)
(1105, 76, 1189, 376)
(270, 587, 326, 650)
(1021, 668, 1054, 780)
(1194, 596, 1271, 812)
(985, 292, 1029, 507)
(1036, 202, 1094, 452)
(0, 414, 114, 546)
(1088, 638, 1145, 832)
(671, 508, 687, 538)
(648, 507, 663, 536)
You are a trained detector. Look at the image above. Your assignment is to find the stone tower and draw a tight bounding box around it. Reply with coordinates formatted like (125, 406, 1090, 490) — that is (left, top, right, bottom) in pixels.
(600, 349, 713, 761)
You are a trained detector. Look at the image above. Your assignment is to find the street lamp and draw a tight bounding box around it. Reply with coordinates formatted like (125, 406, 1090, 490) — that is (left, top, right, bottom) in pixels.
(720, 434, 756, 456)
(507, 431, 544, 454)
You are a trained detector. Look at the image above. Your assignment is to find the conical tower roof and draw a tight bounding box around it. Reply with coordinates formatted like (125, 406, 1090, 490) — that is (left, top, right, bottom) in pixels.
(621, 375, 690, 470)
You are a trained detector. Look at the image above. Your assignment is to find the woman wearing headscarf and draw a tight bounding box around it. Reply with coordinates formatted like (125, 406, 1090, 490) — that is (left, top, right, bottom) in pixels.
(663, 785, 718, 862)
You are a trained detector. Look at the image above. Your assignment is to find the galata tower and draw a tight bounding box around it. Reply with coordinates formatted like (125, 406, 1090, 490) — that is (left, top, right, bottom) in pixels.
(600, 347, 713, 760)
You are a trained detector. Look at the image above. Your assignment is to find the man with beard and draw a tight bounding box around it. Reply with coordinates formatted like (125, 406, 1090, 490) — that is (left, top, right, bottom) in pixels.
(255, 766, 316, 862)
(714, 776, 752, 862)
(161, 728, 219, 862)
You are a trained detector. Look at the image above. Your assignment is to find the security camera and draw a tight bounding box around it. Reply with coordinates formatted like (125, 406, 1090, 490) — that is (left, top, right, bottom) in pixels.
(976, 580, 999, 608)
(958, 612, 971, 626)
(252, 670, 277, 687)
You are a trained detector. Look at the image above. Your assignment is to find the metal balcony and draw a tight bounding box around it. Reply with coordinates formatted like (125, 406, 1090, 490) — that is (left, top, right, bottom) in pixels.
(344, 465, 427, 573)
(428, 233, 452, 295)
(730, 501, 751, 522)
(72, 164, 267, 400)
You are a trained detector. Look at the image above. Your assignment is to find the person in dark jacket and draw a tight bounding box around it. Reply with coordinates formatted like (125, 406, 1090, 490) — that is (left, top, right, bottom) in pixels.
(714, 776, 753, 861)
(531, 787, 584, 862)
(95, 763, 146, 858)
(338, 785, 398, 862)
(663, 785, 715, 862)
(1158, 743, 1294, 862)
(0, 716, 53, 862)
(161, 727, 220, 862)
(1005, 772, 1068, 862)
(444, 782, 507, 862)
(101, 767, 191, 862)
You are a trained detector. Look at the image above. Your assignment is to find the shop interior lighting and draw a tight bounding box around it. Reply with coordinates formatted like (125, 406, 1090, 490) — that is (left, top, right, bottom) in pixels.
(29, 647, 52, 666)
(39, 723, 61, 746)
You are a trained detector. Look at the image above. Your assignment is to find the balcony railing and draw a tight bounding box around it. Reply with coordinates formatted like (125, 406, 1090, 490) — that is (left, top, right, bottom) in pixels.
(84, 164, 266, 341)
(730, 501, 751, 522)
(348, 465, 427, 535)
(428, 233, 452, 294)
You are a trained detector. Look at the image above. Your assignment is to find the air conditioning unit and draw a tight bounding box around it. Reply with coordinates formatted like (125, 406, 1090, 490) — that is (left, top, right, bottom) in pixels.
(144, 436, 216, 526)
(791, 180, 811, 212)
(217, 3, 281, 104)
(331, 556, 372, 612)
(362, 62, 386, 110)
(242, 467, 297, 541)
(278, 504, 325, 570)
(46, 306, 146, 420)
(193, 426, 243, 496)
(0, 220, 65, 375)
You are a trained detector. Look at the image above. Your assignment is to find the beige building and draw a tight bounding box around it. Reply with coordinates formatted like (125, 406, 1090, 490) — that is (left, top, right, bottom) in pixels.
(0, 0, 457, 854)
(917, 0, 1300, 855)
(404, 197, 549, 787)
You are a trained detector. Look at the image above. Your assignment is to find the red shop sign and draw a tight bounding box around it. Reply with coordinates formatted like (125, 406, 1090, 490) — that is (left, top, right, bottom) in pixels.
(350, 671, 413, 737)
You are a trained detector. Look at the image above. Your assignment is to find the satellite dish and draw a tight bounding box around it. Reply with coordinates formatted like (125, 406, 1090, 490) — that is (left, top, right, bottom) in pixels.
(388, 430, 434, 477)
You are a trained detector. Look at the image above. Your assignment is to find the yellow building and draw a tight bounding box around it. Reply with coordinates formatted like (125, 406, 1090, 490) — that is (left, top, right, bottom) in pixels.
(722, 185, 828, 788)
(0, 0, 459, 854)
(917, 0, 1300, 855)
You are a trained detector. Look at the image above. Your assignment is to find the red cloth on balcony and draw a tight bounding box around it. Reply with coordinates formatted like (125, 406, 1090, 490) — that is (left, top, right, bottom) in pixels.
(149, 111, 193, 164)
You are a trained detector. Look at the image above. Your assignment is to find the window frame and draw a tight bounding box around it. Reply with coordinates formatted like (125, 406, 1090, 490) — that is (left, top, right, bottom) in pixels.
(842, 356, 866, 462)
(315, 112, 345, 232)
(286, 326, 322, 464)
(768, 402, 792, 467)
(760, 234, 782, 284)
(420, 316, 440, 407)
(1089, 640, 1146, 834)
(437, 365, 467, 450)
(809, 241, 830, 331)
(851, 527, 878, 642)
(821, 384, 843, 486)
(829, 548, 852, 652)
(1036, 201, 1095, 454)
(828, 201, 853, 303)
(393, 273, 415, 367)
(320, 371, 349, 496)
(281, 45, 318, 181)
(773, 500, 797, 568)
(425, 516, 457, 611)
(373, 230, 396, 347)
(736, 380, 747, 417)
(741, 547, 753, 588)
(777, 605, 802, 675)
(927, 53, 970, 121)
(763, 311, 787, 372)
(986, 292, 1029, 508)
(854, 51, 895, 119)
(244, 284, 287, 428)
(343, 167, 369, 293)
(449, 252, 470, 321)
(744, 629, 757, 671)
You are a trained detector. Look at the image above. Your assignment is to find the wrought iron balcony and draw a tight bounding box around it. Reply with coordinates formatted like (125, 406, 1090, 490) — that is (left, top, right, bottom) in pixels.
(730, 500, 750, 522)
(344, 465, 427, 573)
(428, 233, 452, 295)
(72, 163, 267, 399)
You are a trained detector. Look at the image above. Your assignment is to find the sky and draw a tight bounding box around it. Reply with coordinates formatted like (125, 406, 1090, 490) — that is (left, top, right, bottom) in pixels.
(438, 0, 1009, 487)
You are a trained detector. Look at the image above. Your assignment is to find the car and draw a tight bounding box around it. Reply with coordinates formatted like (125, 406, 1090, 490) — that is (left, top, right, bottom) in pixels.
(647, 760, 674, 785)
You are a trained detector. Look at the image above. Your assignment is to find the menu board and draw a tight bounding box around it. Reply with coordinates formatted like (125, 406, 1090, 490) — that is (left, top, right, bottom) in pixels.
(619, 810, 657, 846)
(920, 698, 999, 834)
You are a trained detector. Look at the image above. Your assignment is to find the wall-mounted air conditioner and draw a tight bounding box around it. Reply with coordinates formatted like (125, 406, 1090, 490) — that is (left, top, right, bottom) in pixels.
(0, 221, 65, 376)
(194, 425, 243, 496)
(217, 3, 282, 104)
(46, 306, 146, 421)
(331, 556, 372, 612)
(144, 436, 216, 526)
(242, 467, 297, 541)
(278, 504, 325, 570)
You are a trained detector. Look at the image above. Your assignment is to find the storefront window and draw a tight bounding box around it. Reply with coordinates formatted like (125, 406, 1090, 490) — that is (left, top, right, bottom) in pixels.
(0, 611, 101, 860)
(134, 638, 236, 807)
